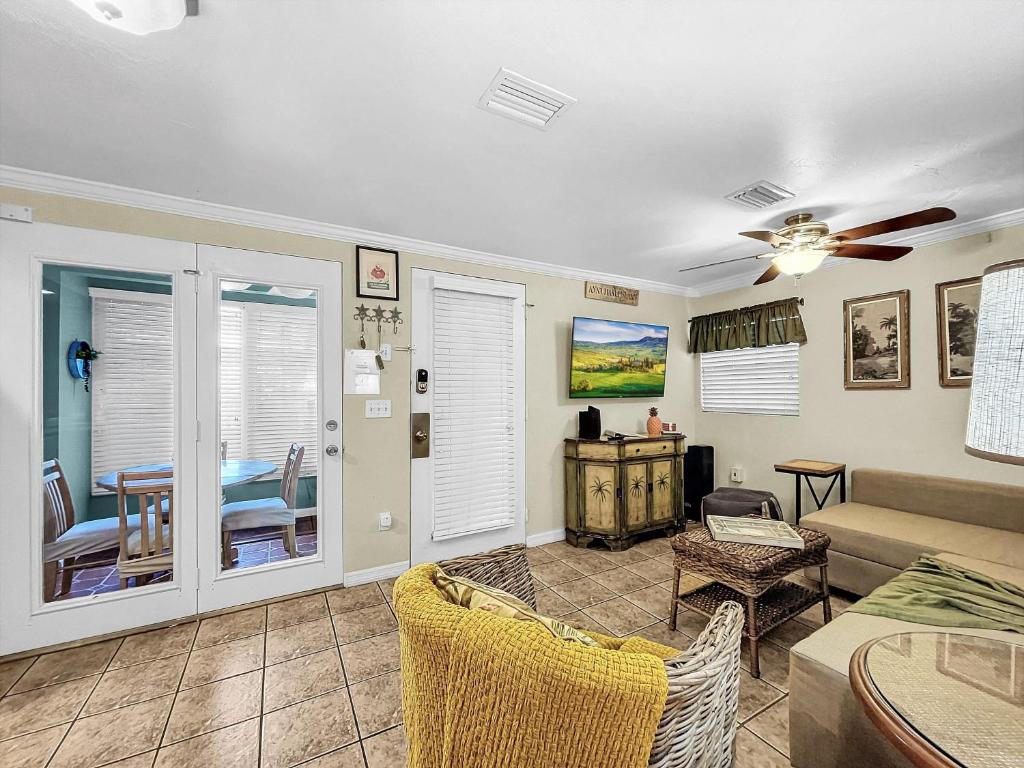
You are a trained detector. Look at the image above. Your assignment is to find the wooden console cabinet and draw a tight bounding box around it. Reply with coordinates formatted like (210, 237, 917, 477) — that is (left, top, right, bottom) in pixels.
(564, 436, 685, 550)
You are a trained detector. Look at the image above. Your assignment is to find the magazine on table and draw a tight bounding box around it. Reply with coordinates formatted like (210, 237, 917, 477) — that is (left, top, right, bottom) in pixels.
(706, 515, 805, 549)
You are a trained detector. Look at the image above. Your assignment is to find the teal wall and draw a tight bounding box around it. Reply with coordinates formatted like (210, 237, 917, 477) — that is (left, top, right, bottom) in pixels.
(43, 268, 94, 520)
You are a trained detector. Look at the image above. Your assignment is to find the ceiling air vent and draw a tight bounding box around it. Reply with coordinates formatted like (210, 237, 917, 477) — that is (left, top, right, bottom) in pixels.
(725, 180, 795, 209)
(477, 68, 576, 130)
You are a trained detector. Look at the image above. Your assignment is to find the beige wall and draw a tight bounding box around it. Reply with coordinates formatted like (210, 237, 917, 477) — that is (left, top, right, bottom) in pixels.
(0, 186, 693, 572)
(688, 225, 1024, 519)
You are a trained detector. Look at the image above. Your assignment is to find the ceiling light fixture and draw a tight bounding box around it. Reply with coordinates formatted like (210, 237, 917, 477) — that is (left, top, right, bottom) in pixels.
(965, 259, 1024, 465)
(771, 246, 830, 276)
(65, 0, 197, 36)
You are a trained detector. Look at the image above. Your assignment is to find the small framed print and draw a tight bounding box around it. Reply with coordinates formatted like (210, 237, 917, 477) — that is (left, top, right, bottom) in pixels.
(356, 245, 399, 301)
(843, 290, 910, 389)
(935, 276, 981, 388)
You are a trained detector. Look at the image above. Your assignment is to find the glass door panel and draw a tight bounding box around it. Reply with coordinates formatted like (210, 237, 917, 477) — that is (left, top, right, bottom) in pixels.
(217, 280, 321, 573)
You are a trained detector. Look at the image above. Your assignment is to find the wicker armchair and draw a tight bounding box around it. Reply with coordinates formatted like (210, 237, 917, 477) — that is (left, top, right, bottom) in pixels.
(438, 544, 744, 768)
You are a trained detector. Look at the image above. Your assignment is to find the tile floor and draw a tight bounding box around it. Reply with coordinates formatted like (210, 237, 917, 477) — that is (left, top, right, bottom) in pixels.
(61, 533, 319, 600)
(1, 535, 854, 767)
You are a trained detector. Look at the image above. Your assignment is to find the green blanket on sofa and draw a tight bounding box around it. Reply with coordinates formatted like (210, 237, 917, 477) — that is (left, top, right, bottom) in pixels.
(849, 556, 1024, 633)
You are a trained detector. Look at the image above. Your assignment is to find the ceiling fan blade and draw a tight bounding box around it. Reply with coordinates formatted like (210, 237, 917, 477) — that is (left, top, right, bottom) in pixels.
(754, 263, 781, 285)
(831, 207, 956, 242)
(739, 230, 792, 247)
(678, 254, 761, 273)
(832, 243, 913, 261)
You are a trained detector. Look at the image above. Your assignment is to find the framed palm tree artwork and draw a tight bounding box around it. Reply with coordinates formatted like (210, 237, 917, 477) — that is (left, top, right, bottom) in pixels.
(843, 290, 910, 389)
(935, 276, 981, 388)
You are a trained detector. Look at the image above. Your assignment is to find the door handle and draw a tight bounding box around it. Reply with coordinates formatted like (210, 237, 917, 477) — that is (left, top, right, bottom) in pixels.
(325, 445, 339, 456)
(411, 413, 430, 458)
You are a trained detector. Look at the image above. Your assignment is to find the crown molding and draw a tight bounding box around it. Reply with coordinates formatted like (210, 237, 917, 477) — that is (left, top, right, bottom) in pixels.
(0, 165, 696, 298)
(685, 207, 1024, 297)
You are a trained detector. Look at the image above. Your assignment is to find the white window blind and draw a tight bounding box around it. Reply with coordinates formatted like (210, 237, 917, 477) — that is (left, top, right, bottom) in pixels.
(240, 303, 319, 475)
(91, 289, 174, 486)
(219, 304, 244, 460)
(431, 288, 517, 541)
(700, 343, 799, 416)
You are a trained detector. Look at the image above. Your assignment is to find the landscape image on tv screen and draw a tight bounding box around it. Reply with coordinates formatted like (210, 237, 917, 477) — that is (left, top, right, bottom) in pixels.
(569, 317, 669, 398)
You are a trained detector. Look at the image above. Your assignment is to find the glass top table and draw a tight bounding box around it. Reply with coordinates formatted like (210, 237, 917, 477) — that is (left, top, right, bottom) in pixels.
(850, 632, 1024, 768)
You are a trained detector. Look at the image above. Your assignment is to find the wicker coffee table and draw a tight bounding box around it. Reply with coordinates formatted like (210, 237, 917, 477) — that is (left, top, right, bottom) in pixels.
(670, 525, 832, 678)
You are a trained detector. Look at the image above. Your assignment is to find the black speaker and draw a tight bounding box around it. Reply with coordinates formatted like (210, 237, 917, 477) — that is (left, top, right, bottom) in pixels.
(683, 445, 714, 521)
(578, 406, 601, 440)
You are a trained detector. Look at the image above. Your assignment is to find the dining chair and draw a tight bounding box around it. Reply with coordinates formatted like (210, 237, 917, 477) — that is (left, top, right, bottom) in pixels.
(42, 459, 121, 601)
(116, 470, 174, 589)
(220, 443, 304, 569)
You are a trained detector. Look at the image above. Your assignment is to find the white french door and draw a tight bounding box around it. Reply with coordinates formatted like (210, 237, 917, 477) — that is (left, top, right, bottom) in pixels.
(410, 269, 526, 564)
(195, 245, 343, 612)
(0, 225, 344, 654)
(0, 222, 199, 654)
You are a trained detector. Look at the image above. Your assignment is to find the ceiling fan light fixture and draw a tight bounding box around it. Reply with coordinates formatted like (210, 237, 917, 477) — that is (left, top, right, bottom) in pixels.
(65, 0, 189, 35)
(772, 247, 828, 276)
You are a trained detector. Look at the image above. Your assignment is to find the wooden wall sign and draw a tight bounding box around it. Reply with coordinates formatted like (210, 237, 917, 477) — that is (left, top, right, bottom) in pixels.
(584, 281, 639, 306)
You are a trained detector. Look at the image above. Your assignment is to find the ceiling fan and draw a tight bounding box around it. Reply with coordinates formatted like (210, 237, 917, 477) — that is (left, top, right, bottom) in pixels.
(680, 207, 957, 285)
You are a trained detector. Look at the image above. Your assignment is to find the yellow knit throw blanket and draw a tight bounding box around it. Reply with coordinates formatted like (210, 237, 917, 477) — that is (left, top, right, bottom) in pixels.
(395, 564, 672, 768)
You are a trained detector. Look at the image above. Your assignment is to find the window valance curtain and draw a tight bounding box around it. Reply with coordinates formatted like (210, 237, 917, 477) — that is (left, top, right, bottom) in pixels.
(688, 297, 807, 353)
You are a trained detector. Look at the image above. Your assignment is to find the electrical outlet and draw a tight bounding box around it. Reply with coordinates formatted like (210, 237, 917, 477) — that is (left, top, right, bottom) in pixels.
(379, 343, 392, 362)
(730, 466, 744, 483)
(378, 511, 392, 531)
(365, 399, 391, 418)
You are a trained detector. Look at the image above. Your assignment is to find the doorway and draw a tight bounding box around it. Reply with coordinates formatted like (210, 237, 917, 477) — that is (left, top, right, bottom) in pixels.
(409, 269, 527, 564)
(0, 223, 343, 655)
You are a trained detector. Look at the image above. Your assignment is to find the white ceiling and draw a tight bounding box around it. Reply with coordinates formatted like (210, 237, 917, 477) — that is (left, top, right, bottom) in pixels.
(2, 0, 1023, 292)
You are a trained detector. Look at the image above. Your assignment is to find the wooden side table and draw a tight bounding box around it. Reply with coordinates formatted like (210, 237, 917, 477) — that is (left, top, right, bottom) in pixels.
(774, 459, 846, 523)
(670, 526, 832, 678)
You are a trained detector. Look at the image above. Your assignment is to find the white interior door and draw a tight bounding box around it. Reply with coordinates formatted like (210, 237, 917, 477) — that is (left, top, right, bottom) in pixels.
(410, 269, 526, 564)
(195, 245, 343, 612)
(0, 222, 199, 655)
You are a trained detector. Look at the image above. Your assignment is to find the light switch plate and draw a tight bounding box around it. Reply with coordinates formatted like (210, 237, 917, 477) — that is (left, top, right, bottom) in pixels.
(379, 343, 392, 362)
(365, 399, 392, 418)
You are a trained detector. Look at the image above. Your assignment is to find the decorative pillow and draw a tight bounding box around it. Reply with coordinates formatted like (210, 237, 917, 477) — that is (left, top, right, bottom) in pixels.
(434, 570, 599, 647)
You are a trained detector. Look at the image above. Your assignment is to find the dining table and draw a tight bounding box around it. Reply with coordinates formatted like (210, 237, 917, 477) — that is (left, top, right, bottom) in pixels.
(95, 459, 277, 492)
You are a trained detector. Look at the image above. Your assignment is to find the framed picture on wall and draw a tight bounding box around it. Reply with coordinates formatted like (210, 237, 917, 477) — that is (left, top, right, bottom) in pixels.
(356, 245, 399, 301)
(843, 290, 910, 389)
(935, 276, 981, 388)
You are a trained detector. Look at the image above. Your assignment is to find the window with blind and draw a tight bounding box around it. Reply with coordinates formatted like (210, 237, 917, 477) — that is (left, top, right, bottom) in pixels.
(431, 287, 519, 541)
(90, 290, 319, 490)
(225, 302, 319, 475)
(700, 343, 799, 416)
(90, 289, 175, 485)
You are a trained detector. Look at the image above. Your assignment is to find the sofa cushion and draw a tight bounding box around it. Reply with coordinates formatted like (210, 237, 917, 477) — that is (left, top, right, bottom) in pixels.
(801, 502, 1024, 571)
(850, 469, 1024, 532)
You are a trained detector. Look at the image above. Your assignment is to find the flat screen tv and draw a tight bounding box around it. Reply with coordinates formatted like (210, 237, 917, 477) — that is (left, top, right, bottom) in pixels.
(569, 317, 669, 398)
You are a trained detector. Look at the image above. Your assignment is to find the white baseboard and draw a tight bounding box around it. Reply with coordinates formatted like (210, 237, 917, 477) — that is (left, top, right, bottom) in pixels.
(343, 561, 410, 587)
(526, 528, 566, 548)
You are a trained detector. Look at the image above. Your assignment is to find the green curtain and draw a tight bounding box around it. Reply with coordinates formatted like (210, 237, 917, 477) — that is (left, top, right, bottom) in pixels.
(688, 297, 807, 353)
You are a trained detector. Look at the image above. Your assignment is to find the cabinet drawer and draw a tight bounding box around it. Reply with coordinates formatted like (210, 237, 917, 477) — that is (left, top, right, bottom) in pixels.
(572, 442, 620, 460)
(621, 440, 676, 458)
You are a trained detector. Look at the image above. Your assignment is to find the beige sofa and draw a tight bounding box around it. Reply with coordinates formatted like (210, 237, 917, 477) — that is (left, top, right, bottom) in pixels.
(798, 469, 1024, 596)
(789, 553, 1024, 768)
(789, 470, 1024, 768)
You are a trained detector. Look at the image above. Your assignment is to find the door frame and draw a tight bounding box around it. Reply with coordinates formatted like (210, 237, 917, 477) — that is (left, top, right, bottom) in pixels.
(409, 268, 527, 565)
(0, 222, 199, 655)
(194, 244, 344, 613)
